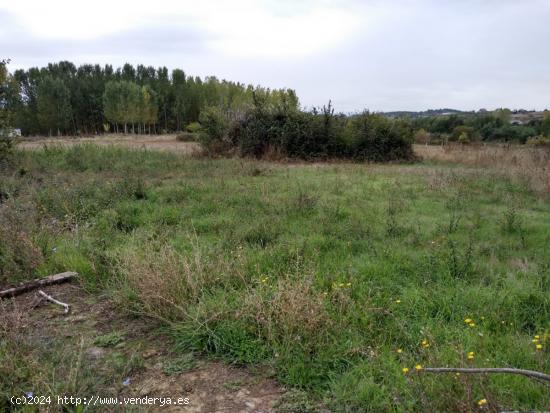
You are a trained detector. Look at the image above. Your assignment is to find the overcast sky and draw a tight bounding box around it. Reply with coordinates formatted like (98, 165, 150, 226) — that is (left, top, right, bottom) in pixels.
(1, 0, 549, 112)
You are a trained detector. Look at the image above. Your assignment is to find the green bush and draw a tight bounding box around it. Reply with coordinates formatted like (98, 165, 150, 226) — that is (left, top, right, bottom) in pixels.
(200, 102, 414, 162)
(347, 112, 414, 161)
(185, 122, 202, 133)
(198, 106, 231, 154)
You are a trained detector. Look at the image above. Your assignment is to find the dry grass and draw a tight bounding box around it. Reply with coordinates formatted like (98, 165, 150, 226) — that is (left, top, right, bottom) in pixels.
(244, 274, 334, 345)
(415, 143, 550, 195)
(113, 241, 247, 321)
(18, 134, 202, 155)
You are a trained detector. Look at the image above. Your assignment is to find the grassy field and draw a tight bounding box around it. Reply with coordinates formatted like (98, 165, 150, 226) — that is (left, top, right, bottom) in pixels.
(1, 144, 549, 412)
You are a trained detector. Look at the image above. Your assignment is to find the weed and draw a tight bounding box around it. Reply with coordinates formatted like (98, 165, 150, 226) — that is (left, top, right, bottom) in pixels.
(163, 353, 196, 375)
(275, 389, 319, 413)
(94, 332, 124, 347)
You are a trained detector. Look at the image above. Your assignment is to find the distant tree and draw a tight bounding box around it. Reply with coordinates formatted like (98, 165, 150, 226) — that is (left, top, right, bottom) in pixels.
(172, 69, 186, 131)
(414, 128, 431, 145)
(37, 76, 73, 136)
(451, 125, 475, 141)
(541, 111, 550, 136)
(493, 108, 511, 123)
(140, 85, 157, 133)
(8, 61, 307, 136)
(1, 59, 16, 165)
(103, 81, 123, 133)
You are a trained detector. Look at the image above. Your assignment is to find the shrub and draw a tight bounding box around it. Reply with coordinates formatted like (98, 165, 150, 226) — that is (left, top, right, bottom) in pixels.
(526, 135, 550, 146)
(176, 132, 197, 142)
(458, 132, 470, 144)
(451, 125, 475, 142)
(185, 122, 202, 133)
(0, 135, 15, 170)
(199, 102, 414, 162)
(414, 128, 431, 144)
(198, 106, 231, 154)
(347, 112, 414, 161)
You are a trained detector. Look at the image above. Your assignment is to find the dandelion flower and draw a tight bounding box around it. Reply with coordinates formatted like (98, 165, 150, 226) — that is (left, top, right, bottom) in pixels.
(467, 351, 475, 360)
(421, 339, 430, 348)
(477, 398, 487, 406)
(534, 335, 540, 339)
(535, 344, 543, 351)
(469, 322, 476, 327)
(346, 282, 351, 287)
(415, 364, 423, 371)
(402, 367, 409, 373)
(395, 299, 401, 304)
(396, 348, 403, 354)
(532, 338, 539, 343)
(464, 318, 473, 324)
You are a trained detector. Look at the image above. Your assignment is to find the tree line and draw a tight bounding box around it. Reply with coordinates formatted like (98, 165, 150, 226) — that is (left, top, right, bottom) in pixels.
(408, 109, 550, 144)
(2, 61, 298, 136)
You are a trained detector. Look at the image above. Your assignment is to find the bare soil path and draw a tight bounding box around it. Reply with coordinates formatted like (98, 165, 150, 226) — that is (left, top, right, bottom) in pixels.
(2, 283, 284, 412)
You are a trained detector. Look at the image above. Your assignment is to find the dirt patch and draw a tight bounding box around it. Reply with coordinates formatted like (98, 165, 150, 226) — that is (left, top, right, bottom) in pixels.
(19, 134, 202, 155)
(1, 283, 284, 412)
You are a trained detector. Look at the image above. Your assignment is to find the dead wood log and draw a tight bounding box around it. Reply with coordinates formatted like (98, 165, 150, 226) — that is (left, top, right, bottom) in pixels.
(38, 290, 70, 314)
(0, 272, 77, 299)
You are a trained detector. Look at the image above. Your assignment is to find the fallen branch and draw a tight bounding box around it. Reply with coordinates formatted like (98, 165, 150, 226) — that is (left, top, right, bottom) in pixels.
(38, 290, 70, 314)
(0, 272, 77, 299)
(420, 367, 550, 382)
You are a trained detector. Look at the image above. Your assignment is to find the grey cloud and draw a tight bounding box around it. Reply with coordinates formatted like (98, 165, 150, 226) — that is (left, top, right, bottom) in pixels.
(1, 9, 211, 67)
(2, 1, 550, 111)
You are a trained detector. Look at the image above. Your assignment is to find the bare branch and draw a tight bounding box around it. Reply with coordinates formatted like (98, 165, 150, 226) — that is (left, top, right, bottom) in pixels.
(420, 367, 550, 383)
(38, 290, 70, 314)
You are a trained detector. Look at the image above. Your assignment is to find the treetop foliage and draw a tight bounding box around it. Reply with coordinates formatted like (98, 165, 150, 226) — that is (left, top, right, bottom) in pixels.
(6, 61, 299, 136)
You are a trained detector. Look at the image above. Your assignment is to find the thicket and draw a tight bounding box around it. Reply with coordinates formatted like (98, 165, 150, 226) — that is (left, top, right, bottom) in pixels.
(200, 100, 414, 161)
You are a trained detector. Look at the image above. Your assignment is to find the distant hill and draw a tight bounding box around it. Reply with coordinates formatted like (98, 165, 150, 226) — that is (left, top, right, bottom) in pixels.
(382, 108, 547, 121)
(381, 109, 469, 118)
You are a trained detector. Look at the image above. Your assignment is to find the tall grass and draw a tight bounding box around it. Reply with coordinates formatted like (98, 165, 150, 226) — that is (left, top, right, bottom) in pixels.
(415, 143, 550, 195)
(1, 145, 549, 412)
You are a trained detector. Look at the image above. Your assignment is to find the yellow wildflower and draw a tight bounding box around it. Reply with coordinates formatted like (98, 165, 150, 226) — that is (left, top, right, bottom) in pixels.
(469, 322, 476, 327)
(421, 339, 430, 348)
(467, 351, 475, 360)
(464, 318, 473, 324)
(402, 367, 409, 374)
(395, 299, 401, 303)
(536, 344, 543, 351)
(396, 348, 403, 354)
(477, 398, 487, 406)
(534, 335, 540, 339)
(415, 364, 423, 371)
(532, 338, 539, 343)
